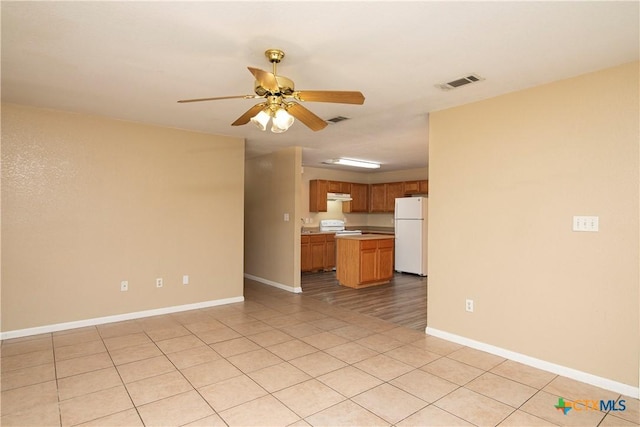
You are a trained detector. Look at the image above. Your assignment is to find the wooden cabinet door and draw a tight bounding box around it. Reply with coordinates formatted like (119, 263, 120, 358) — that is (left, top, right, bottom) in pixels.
(309, 180, 328, 212)
(301, 236, 311, 272)
(419, 180, 429, 194)
(328, 181, 350, 193)
(343, 183, 369, 213)
(352, 183, 369, 212)
(403, 181, 420, 195)
(325, 235, 336, 269)
(359, 242, 378, 284)
(376, 239, 395, 280)
(369, 184, 386, 212)
(310, 239, 325, 271)
(385, 182, 405, 212)
(405, 180, 428, 195)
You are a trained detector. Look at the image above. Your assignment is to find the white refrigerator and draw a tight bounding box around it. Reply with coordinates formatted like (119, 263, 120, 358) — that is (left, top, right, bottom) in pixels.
(394, 197, 428, 276)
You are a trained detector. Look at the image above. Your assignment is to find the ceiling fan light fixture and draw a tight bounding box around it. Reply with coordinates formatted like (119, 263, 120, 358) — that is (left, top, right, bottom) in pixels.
(325, 158, 381, 169)
(271, 107, 295, 133)
(250, 109, 271, 131)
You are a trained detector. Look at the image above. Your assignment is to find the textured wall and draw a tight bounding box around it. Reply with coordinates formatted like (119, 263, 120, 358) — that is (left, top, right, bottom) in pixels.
(428, 62, 639, 387)
(1, 104, 245, 332)
(244, 147, 302, 291)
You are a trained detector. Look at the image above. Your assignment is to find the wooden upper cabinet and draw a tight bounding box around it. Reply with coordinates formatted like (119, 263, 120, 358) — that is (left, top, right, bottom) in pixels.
(403, 180, 429, 195)
(309, 179, 328, 212)
(369, 183, 387, 213)
(419, 180, 429, 194)
(385, 182, 405, 212)
(328, 181, 350, 193)
(343, 183, 369, 213)
(310, 178, 427, 213)
(403, 181, 420, 194)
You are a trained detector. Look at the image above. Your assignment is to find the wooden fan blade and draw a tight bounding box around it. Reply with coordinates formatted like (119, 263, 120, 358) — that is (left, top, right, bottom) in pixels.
(294, 90, 365, 105)
(231, 103, 266, 126)
(287, 102, 328, 131)
(178, 95, 256, 103)
(247, 67, 279, 93)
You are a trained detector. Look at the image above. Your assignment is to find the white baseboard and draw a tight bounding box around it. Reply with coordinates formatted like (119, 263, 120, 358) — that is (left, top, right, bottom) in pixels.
(426, 327, 639, 399)
(244, 273, 302, 294)
(0, 296, 244, 341)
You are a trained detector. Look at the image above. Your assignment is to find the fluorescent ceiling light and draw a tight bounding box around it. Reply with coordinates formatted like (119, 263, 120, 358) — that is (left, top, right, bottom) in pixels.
(325, 158, 380, 169)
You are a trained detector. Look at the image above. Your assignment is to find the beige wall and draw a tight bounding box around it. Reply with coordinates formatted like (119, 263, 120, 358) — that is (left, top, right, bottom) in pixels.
(301, 166, 428, 227)
(244, 147, 302, 291)
(1, 104, 245, 332)
(428, 62, 639, 388)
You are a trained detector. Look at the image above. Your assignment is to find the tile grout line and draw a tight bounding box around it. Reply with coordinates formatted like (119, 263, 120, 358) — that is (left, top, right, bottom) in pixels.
(50, 332, 63, 427)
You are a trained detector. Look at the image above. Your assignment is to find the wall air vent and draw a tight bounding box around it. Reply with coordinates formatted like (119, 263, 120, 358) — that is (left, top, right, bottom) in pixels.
(436, 74, 485, 91)
(327, 116, 350, 124)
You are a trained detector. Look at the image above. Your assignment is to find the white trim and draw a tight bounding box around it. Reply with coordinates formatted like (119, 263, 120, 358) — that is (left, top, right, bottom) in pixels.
(244, 273, 302, 294)
(426, 327, 639, 399)
(0, 296, 244, 341)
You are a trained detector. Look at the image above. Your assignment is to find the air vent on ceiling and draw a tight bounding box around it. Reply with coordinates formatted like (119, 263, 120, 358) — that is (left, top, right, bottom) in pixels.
(436, 74, 485, 91)
(327, 116, 350, 124)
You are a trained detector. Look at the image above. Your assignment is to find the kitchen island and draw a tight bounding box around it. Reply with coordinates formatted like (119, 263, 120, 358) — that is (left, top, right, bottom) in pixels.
(336, 234, 395, 288)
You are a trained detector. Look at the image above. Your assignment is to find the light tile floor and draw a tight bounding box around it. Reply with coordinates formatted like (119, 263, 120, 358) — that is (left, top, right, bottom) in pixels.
(1, 280, 638, 426)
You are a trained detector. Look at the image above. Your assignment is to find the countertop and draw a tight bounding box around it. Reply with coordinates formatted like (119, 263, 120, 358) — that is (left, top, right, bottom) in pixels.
(301, 226, 394, 235)
(334, 234, 395, 241)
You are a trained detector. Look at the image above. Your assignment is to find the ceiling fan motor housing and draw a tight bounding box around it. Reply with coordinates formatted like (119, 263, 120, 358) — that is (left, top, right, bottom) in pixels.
(254, 75, 295, 97)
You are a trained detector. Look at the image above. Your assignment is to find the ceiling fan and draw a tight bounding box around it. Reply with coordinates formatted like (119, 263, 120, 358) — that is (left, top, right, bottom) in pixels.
(178, 49, 365, 133)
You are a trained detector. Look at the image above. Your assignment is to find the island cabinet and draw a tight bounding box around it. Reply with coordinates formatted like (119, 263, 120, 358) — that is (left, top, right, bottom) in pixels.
(301, 233, 336, 272)
(336, 235, 395, 288)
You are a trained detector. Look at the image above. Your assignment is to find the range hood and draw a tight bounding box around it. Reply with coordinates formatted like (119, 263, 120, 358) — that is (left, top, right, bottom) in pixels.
(327, 192, 352, 202)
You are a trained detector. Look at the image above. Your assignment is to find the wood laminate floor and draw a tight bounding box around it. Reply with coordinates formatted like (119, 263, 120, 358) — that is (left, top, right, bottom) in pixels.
(301, 272, 427, 331)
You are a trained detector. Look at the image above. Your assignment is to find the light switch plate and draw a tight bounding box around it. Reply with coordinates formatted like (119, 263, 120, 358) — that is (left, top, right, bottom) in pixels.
(573, 216, 599, 232)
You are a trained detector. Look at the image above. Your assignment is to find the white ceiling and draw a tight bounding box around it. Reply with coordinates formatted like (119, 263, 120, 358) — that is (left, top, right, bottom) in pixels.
(2, 1, 638, 172)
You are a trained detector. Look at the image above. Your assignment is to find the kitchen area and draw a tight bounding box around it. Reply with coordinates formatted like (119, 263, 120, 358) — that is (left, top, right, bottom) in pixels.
(301, 176, 428, 290)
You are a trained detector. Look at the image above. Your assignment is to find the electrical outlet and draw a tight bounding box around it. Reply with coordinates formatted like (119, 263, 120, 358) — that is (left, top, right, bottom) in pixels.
(120, 281, 128, 292)
(182, 275, 189, 285)
(156, 278, 163, 288)
(465, 299, 474, 312)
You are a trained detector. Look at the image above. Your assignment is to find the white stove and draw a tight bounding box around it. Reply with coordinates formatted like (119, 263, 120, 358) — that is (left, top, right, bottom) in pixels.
(319, 219, 362, 235)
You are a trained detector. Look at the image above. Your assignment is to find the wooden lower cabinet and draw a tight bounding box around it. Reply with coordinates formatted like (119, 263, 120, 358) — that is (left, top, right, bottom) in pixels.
(336, 236, 395, 288)
(301, 235, 311, 271)
(325, 234, 336, 268)
(301, 233, 336, 272)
